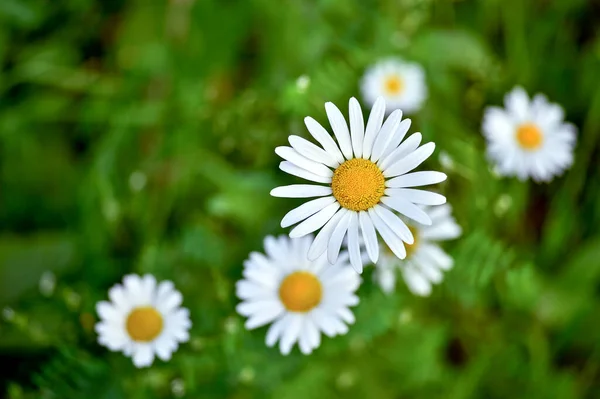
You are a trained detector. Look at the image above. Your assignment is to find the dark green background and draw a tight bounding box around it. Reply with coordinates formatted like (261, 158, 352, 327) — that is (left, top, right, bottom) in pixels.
(1, 0, 600, 398)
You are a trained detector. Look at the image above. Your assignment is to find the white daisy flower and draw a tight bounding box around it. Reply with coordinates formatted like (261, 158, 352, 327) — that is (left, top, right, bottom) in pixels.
(361, 58, 427, 114)
(482, 86, 577, 182)
(236, 235, 360, 355)
(270, 97, 447, 273)
(374, 204, 461, 296)
(95, 274, 192, 368)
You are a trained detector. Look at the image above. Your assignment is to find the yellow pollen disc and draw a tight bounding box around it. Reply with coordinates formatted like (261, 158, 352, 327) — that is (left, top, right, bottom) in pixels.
(516, 123, 543, 150)
(405, 226, 420, 258)
(126, 307, 163, 342)
(331, 158, 385, 211)
(383, 75, 404, 95)
(279, 271, 322, 312)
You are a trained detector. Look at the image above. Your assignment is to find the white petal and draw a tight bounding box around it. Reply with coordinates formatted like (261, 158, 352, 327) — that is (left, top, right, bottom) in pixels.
(266, 316, 287, 347)
(289, 135, 339, 168)
(386, 171, 447, 188)
(279, 161, 332, 184)
(336, 307, 355, 324)
(281, 196, 336, 228)
(236, 300, 279, 317)
(378, 132, 422, 171)
(383, 142, 436, 178)
(132, 345, 155, 368)
(385, 189, 446, 205)
(108, 285, 129, 310)
(380, 196, 432, 225)
(245, 303, 284, 329)
(402, 268, 432, 296)
(504, 86, 530, 121)
(421, 221, 462, 241)
(157, 290, 182, 314)
(368, 208, 406, 259)
(308, 208, 347, 260)
(372, 204, 414, 244)
(325, 102, 353, 159)
(349, 97, 365, 158)
(327, 210, 353, 264)
(275, 147, 333, 177)
(280, 314, 303, 355)
(304, 117, 344, 164)
(370, 109, 402, 162)
(359, 211, 379, 263)
(420, 244, 454, 270)
(310, 308, 337, 337)
(96, 301, 121, 323)
(304, 318, 321, 350)
(270, 184, 332, 198)
(347, 213, 363, 273)
(362, 97, 385, 159)
(380, 119, 412, 161)
(289, 202, 340, 238)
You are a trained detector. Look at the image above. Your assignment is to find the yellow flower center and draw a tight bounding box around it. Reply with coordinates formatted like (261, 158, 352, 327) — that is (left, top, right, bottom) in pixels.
(279, 271, 322, 312)
(516, 123, 543, 150)
(331, 158, 385, 211)
(126, 307, 164, 342)
(383, 75, 404, 95)
(405, 226, 420, 258)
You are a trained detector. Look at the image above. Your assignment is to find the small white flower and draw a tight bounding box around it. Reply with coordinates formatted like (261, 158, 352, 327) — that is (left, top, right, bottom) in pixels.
(236, 235, 360, 355)
(361, 58, 427, 114)
(374, 204, 461, 296)
(271, 97, 446, 273)
(95, 274, 191, 368)
(482, 86, 577, 182)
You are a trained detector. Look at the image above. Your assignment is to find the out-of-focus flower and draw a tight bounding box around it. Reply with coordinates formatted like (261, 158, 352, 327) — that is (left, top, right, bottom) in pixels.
(95, 274, 191, 368)
(361, 58, 427, 114)
(374, 204, 461, 296)
(236, 235, 360, 355)
(482, 86, 576, 182)
(271, 97, 446, 273)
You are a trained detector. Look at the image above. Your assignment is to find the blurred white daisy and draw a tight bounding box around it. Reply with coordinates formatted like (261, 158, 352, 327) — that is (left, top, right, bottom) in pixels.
(361, 58, 427, 114)
(482, 86, 577, 182)
(95, 274, 191, 368)
(236, 235, 360, 355)
(271, 97, 446, 273)
(374, 204, 461, 296)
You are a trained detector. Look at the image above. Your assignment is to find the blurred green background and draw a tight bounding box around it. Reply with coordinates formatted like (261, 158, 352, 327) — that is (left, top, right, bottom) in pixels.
(1, 0, 600, 398)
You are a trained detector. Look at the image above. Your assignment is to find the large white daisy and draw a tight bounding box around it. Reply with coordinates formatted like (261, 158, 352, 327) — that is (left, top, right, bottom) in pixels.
(361, 58, 427, 114)
(374, 204, 461, 296)
(482, 86, 577, 182)
(270, 97, 447, 273)
(236, 235, 360, 355)
(95, 274, 191, 368)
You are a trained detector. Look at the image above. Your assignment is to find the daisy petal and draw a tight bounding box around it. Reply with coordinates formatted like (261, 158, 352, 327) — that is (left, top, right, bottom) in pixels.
(328, 210, 353, 264)
(279, 161, 332, 184)
(386, 189, 446, 205)
(304, 117, 345, 164)
(349, 97, 365, 158)
(289, 202, 340, 238)
(358, 211, 379, 263)
(281, 196, 336, 228)
(386, 171, 447, 188)
(289, 135, 339, 168)
(373, 204, 414, 244)
(380, 119, 412, 161)
(308, 208, 348, 260)
(347, 213, 363, 273)
(383, 142, 436, 178)
(368, 208, 407, 259)
(380, 196, 432, 225)
(325, 102, 353, 160)
(378, 132, 422, 170)
(275, 147, 333, 177)
(362, 97, 385, 159)
(402, 268, 432, 296)
(270, 184, 332, 198)
(371, 109, 402, 162)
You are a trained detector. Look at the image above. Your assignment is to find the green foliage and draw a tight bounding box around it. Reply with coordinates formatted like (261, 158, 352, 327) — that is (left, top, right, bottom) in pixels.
(1, 0, 600, 398)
